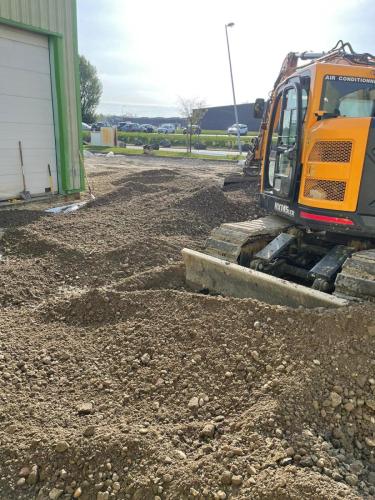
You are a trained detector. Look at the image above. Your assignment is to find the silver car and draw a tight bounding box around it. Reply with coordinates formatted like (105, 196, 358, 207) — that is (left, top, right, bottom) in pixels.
(227, 123, 248, 136)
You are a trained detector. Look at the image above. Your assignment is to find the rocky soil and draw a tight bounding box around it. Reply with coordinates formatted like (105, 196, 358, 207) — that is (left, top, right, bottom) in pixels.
(0, 155, 374, 499)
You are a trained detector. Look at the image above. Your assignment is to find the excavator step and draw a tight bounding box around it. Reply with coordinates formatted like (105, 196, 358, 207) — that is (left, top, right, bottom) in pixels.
(182, 248, 348, 309)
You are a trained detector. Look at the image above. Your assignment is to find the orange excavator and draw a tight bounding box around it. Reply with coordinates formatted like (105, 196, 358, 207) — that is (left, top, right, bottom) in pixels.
(183, 41, 375, 308)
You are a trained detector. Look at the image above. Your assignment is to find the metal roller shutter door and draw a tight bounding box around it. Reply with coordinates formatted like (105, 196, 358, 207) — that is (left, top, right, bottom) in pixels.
(0, 24, 58, 201)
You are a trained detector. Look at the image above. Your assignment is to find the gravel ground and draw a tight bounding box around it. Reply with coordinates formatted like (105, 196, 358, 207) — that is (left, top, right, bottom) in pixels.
(0, 155, 374, 500)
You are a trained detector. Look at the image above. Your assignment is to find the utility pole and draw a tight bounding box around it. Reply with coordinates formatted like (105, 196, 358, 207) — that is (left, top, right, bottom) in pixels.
(225, 22, 242, 155)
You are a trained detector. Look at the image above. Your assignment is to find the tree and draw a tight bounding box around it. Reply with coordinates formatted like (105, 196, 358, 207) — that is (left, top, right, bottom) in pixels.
(178, 97, 207, 153)
(79, 55, 103, 124)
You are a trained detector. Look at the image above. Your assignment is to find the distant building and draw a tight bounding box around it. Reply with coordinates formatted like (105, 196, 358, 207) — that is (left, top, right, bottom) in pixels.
(200, 103, 262, 131)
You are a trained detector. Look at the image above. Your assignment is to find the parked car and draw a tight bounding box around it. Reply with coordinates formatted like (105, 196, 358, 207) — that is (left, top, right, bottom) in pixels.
(118, 121, 131, 129)
(91, 122, 110, 131)
(118, 122, 140, 132)
(157, 123, 176, 134)
(82, 122, 91, 130)
(227, 123, 248, 136)
(183, 125, 201, 135)
(139, 124, 155, 133)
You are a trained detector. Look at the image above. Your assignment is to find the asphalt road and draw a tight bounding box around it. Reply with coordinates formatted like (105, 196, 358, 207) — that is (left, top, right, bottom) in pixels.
(130, 145, 243, 157)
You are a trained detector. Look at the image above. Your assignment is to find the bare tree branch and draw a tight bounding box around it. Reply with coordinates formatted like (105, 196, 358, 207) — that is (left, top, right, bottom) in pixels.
(177, 97, 207, 152)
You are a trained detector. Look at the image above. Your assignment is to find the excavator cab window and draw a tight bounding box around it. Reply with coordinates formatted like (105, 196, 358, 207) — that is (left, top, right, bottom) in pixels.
(321, 76, 375, 118)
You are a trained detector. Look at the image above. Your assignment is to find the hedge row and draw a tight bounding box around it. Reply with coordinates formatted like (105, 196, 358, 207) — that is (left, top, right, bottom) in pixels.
(82, 131, 255, 150)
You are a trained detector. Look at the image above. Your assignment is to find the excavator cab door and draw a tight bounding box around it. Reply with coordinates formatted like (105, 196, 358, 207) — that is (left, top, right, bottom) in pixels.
(264, 81, 302, 200)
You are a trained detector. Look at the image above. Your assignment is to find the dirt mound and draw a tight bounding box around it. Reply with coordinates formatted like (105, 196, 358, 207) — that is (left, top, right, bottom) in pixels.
(121, 168, 179, 184)
(90, 180, 166, 208)
(0, 157, 374, 499)
(174, 184, 258, 226)
(114, 263, 185, 292)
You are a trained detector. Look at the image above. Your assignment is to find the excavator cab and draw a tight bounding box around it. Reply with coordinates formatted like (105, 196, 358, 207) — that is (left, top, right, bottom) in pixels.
(182, 42, 375, 308)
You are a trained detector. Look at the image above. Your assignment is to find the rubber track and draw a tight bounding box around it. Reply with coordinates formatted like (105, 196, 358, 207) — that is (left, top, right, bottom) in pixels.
(204, 215, 291, 263)
(334, 249, 375, 301)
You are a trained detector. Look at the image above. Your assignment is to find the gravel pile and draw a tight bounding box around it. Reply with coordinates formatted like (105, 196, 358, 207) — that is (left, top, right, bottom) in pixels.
(0, 156, 373, 499)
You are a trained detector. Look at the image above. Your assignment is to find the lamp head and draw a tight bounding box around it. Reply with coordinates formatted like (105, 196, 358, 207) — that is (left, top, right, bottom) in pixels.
(226, 22, 235, 28)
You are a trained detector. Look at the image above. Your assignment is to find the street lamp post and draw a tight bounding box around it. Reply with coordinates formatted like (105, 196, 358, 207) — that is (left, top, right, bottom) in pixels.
(225, 22, 242, 156)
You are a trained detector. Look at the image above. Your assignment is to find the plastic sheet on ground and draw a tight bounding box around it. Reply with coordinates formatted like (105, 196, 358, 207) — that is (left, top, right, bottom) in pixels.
(45, 201, 89, 215)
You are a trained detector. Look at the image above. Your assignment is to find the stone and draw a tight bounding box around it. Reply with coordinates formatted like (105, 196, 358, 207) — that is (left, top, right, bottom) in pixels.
(113, 482, 121, 491)
(247, 465, 257, 475)
(231, 475, 243, 486)
(83, 426, 95, 437)
(300, 456, 313, 468)
(97, 493, 109, 500)
(345, 474, 358, 486)
(366, 437, 375, 447)
(215, 491, 227, 500)
(331, 471, 343, 481)
(141, 353, 151, 365)
(366, 400, 375, 411)
(350, 461, 363, 475)
(367, 471, 375, 485)
(17, 478, 26, 487)
(27, 465, 39, 485)
(280, 457, 293, 466)
(344, 402, 355, 412)
(200, 423, 215, 439)
(330, 392, 342, 408)
(19, 467, 30, 477)
(55, 441, 69, 453)
(357, 375, 367, 388)
(251, 351, 259, 361)
(253, 321, 261, 329)
(49, 488, 64, 500)
(73, 487, 82, 498)
(368, 325, 375, 337)
(175, 450, 187, 460)
(221, 471, 232, 485)
(77, 402, 93, 415)
(188, 397, 199, 410)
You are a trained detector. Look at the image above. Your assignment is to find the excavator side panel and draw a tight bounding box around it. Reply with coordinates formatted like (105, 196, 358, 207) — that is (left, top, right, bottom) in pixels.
(299, 117, 371, 211)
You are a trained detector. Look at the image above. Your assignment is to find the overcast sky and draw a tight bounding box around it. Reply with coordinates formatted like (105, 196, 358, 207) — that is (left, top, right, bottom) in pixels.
(77, 0, 374, 117)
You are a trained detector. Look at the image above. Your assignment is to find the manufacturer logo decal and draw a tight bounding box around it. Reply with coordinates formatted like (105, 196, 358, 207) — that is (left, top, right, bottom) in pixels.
(274, 202, 295, 217)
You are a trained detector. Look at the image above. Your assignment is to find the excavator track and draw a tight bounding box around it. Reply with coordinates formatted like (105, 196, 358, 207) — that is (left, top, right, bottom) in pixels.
(334, 249, 375, 302)
(205, 215, 291, 263)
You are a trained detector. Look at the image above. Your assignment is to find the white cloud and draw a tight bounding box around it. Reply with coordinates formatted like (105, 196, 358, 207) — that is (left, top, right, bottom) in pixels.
(77, 0, 373, 116)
